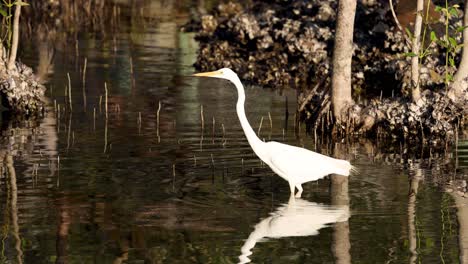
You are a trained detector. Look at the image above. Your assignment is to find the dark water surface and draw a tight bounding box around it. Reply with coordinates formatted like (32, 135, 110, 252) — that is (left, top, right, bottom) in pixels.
(1, 1, 467, 263)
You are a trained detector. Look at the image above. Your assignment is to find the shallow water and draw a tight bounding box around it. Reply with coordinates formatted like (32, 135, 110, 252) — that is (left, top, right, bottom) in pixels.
(1, 1, 467, 263)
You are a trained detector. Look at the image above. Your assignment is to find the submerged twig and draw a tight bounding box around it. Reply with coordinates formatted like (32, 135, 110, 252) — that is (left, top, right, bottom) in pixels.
(258, 116, 264, 135)
(82, 58, 87, 112)
(104, 82, 108, 119)
(156, 101, 161, 138)
(67, 73, 72, 111)
(104, 119, 108, 153)
(66, 114, 72, 151)
(138, 112, 142, 134)
(212, 116, 216, 143)
(93, 107, 96, 131)
(172, 164, 176, 191)
(200, 105, 205, 130)
(57, 155, 60, 187)
(268, 112, 273, 131)
(99, 95, 102, 114)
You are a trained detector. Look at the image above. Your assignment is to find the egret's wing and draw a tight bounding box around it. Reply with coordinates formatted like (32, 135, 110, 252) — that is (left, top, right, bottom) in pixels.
(266, 142, 350, 181)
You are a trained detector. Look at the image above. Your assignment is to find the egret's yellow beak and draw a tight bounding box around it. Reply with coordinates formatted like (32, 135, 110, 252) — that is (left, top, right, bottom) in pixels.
(192, 70, 221, 77)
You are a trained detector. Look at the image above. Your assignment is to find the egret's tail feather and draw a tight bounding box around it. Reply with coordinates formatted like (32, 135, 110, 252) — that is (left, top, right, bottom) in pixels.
(333, 160, 353, 177)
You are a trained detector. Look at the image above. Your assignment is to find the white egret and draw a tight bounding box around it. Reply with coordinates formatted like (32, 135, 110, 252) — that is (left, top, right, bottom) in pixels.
(193, 68, 353, 197)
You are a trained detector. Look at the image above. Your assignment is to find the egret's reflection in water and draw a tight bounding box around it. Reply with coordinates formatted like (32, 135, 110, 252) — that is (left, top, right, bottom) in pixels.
(239, 196, 350, 264)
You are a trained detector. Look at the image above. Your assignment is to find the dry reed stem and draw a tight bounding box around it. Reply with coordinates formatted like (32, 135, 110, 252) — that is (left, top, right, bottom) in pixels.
(258, 117, 264, 135)
(82, 58, 87, 111)
(104, 82, 108, 119)
(67, 73, 72, 111)
(200, 105, 205, 130)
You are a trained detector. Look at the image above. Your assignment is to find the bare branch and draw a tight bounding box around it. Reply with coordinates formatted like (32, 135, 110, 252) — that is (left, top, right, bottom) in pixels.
(388, 0, 411, 46)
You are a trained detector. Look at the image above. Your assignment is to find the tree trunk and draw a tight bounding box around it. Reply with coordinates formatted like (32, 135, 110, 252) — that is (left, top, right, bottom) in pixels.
(7, 4, 21, 71)
(411, 0, 423, 103)
(331, 0, 356, 122)
(0, 41, 6, 71)
(448, 0, 468, 101)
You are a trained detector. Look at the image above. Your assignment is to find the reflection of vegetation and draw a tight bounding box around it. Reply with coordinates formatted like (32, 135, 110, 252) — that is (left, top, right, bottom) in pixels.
(439, 193, 458, 263)
(457, 140, 468, 168)
(0, 154, 23, 263)
(0, 167, 10, 263)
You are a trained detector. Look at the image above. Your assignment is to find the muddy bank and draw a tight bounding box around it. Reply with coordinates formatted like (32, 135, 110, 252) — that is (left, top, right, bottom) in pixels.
(300, 80, 467, 142)
(0, 54, 46, 115)
(191, 0, 467, 140)
(193, 1, 457, 93)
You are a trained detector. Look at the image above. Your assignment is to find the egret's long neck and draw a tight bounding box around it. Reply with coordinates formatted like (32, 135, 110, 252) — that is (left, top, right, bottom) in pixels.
(232, 77, 265, 158)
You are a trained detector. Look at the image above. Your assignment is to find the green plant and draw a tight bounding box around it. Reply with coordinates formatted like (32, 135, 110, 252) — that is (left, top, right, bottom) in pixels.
(403, 1, 466, 88)
(419, 0, 437, 60)
(433, 2, 466, 87)
(403, 0, 437, 61)
(0, 0, 28, 49)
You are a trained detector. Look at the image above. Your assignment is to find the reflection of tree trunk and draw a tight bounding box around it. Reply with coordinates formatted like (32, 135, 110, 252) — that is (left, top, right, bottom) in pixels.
(112, 239, 129, 264)
(56, 203, 70, 264)
(408, 170, 421, 264)
(450, 192, 468, 263)
(36, 27, 55, 82)
(5, 155, 23, 264)
(39, 104, 59, 179)
(331, 175, 351, 264)
(42, 105, 59, 157)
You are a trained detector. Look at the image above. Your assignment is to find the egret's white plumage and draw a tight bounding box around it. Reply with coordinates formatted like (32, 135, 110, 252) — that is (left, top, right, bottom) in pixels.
(193, 68, 353, 197)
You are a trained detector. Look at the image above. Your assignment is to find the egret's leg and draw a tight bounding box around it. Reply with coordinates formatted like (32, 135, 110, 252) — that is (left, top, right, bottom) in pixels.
(295, 184, 303, 198)
(287, 193, 296, 208)
(288, 181, 295, 194)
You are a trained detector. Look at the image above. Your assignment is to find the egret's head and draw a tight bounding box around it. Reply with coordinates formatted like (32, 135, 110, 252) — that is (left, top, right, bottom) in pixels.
(193, 68, 238, 81)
